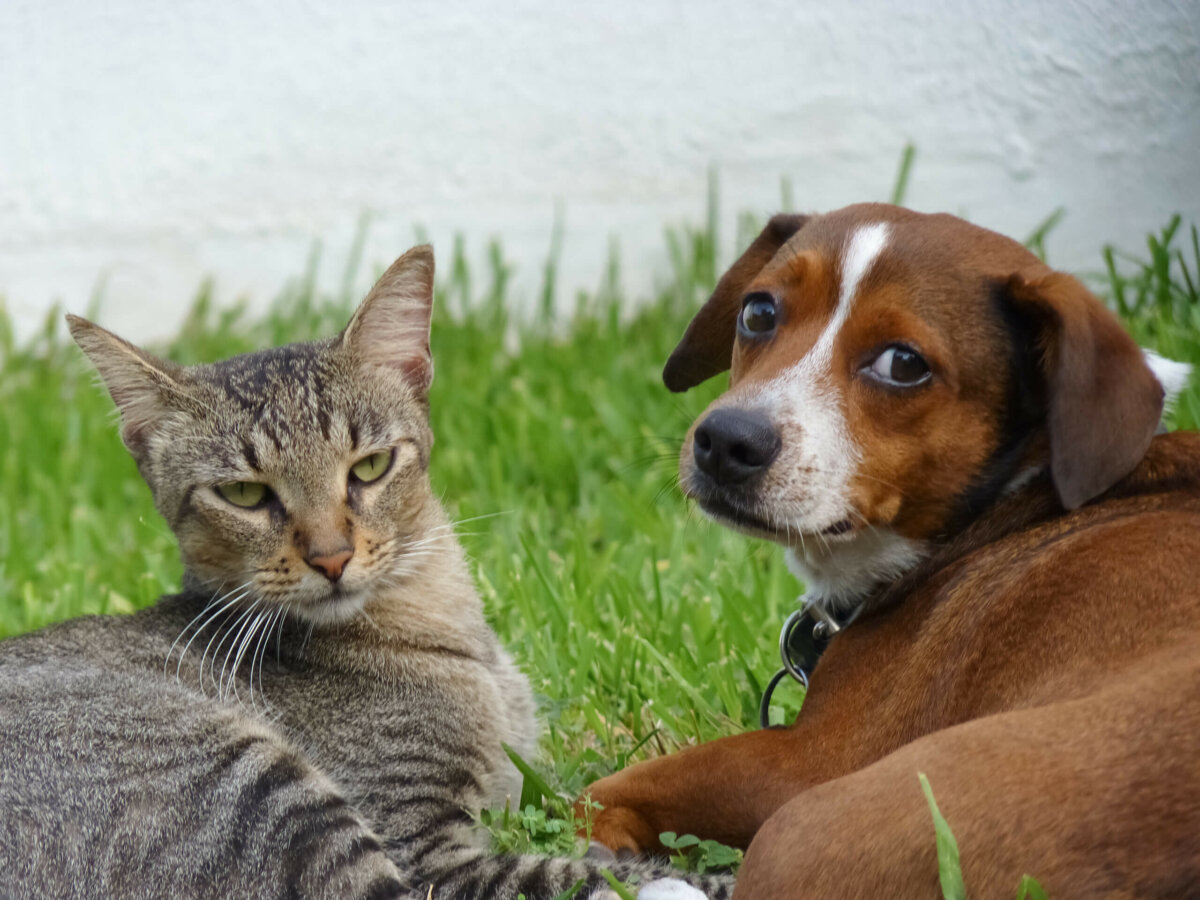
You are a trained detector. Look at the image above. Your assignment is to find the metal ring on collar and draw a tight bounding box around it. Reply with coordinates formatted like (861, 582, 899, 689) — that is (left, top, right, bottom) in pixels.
(759, 609, 812, 728)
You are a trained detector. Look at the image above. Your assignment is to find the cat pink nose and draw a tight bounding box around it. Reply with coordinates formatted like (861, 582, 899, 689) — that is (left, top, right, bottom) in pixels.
(306, 549, 353, 582)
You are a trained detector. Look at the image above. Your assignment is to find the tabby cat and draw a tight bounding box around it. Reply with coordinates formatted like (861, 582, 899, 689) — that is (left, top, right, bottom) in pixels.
(0, 247, 732, 900)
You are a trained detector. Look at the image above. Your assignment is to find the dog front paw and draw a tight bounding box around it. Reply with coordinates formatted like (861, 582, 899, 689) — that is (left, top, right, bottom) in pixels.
(578, 798, 661, 855)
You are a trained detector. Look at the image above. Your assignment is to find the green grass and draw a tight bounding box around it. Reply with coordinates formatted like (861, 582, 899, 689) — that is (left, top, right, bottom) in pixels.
(919, 773, 1049, 900)
(1, 190, 1198, 867)
(0, 210, 807, 784)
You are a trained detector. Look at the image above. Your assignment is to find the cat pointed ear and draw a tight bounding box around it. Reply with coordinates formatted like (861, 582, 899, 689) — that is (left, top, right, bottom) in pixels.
(342, 245, 435, 393)
(66, 314, 187, 457)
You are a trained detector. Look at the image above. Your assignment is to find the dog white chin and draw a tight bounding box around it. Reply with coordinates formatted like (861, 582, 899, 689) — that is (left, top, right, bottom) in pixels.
(785, 528, 927, 613)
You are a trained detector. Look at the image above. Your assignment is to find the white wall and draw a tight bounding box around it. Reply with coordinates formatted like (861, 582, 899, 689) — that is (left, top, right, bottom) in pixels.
(2, 0, 1198, 342)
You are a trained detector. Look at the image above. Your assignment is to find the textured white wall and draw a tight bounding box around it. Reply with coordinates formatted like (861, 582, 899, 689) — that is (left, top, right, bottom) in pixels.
(2, 0, 1198, 342)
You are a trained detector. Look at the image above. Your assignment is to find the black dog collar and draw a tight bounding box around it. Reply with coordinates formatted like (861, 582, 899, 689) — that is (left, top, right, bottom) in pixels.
(759, 601, 854, 728)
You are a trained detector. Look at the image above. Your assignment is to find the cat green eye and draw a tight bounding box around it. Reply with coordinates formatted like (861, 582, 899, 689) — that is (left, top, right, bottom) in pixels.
(215, 481, 270, 509)
(350, 450, 393, 484)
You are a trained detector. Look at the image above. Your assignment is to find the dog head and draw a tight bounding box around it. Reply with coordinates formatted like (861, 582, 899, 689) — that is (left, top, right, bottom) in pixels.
(668, 204, 1178, 607)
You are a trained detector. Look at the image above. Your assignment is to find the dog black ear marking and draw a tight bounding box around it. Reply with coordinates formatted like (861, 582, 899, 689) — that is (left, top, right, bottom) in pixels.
(663, 213, 810, 392)
(1005, 269, 1164, 510)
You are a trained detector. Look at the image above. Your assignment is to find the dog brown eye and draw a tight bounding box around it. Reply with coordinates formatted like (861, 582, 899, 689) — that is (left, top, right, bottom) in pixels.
(866, 346, 931, 386)
(739, 294, 777, 336)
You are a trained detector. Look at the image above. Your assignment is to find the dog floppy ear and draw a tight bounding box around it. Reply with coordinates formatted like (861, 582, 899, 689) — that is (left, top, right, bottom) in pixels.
(1006, 270, 1164, 510)
(663, 214, 810, 392)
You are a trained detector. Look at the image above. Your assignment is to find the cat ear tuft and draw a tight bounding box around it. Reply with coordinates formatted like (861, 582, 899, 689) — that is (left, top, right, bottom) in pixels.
(342, 245, 435, 392)
(66, 314, 187, 457)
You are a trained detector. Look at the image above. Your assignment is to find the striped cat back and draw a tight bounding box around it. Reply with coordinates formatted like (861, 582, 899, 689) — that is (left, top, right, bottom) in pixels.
(0, 246, 733, 900)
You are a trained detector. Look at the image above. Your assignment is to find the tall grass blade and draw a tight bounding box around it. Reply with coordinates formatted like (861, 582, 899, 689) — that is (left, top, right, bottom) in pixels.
(890, 143, 917, 206)
(918, 772, 967, 900)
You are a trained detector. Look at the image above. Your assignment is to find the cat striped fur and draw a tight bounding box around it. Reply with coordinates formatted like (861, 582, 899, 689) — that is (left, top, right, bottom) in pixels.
(0, 247, 733, 900)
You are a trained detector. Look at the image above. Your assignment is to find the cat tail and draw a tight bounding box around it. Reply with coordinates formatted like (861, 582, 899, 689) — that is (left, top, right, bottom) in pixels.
(403, 846, 736, 900)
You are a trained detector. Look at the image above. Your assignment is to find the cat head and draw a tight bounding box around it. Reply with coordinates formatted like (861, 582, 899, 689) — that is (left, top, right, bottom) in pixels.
(69, 246, 440, 626)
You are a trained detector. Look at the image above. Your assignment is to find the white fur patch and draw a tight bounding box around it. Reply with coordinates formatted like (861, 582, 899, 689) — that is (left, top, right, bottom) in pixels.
(1143, 349, 1192, 410)
(806, 222, 892, 373)
(747, 367, 858, 530)
(837, 224, 891, 320)
(743, 223, 894, 580)
(635, 879, 709, 900)
(785, 529, 925, 613)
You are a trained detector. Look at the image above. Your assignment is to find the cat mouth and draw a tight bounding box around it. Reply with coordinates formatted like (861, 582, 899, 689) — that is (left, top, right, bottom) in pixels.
(293, 585, 368, 625)
(325, 584, 365, 606)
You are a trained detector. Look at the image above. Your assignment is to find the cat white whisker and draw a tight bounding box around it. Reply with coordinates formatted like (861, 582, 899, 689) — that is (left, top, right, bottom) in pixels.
(220, 601, 264, 704)
(231, 606, 272, 708)
(211, 608, 247, 702)
(253, 604, 288, 709)
(177, 587, 253, 682)
(245, 609, 270, 711)
(275, 604, 290, 663)
(394, 550, 436, 564)
(195, 591, 256, 688)
(169, 580, 234, 657)
(226, 608, 264, 706)
(203, 598, 258, 697)
(166, 597, 222, 677)
(166, 580, 249, 675)
(396, 534, 450, 552)
(446, 510, 512, 528)
(226, 602, 270, 710)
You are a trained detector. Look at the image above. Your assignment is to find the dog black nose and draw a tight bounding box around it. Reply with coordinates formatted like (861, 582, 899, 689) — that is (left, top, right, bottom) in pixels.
(693, 409, 781, 485)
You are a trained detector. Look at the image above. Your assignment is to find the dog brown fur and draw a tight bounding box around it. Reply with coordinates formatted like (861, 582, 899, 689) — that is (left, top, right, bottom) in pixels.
(582, 205, 1200, 897)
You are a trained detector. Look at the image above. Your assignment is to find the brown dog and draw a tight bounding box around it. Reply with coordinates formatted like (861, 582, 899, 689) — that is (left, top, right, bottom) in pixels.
(582, 204, 1200, 897)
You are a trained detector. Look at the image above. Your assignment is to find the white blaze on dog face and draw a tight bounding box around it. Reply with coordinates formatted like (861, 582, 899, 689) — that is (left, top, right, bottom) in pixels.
(737, 223, 928, 604)
(679, 205, 1047, 605)
(751, 223, 890, 528)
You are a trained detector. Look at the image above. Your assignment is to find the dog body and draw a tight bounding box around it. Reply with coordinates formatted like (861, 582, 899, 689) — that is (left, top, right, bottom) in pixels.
(583, 205, 1200, 897)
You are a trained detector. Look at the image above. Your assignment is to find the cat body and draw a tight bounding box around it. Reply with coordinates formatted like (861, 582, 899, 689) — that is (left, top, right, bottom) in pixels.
(1, 576, 538, 898)
(0, 248, 730, 900)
